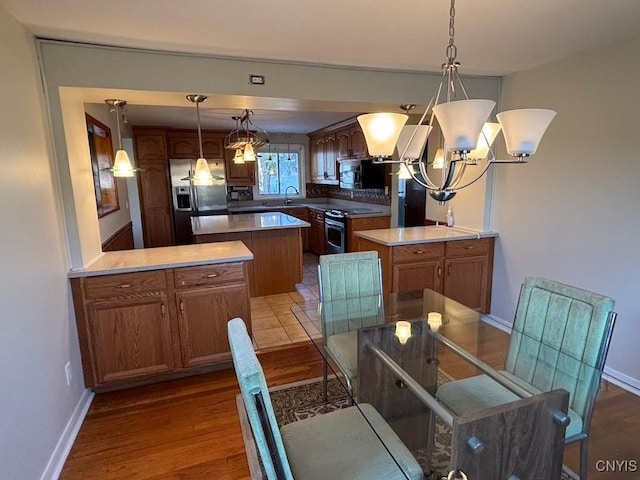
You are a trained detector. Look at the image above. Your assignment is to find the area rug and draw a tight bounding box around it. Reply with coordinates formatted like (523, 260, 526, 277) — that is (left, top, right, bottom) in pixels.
(236, 376, 579, 480)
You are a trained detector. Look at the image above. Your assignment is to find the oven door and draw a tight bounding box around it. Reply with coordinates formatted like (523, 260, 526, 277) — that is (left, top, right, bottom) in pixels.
(325, 217, 346, 254)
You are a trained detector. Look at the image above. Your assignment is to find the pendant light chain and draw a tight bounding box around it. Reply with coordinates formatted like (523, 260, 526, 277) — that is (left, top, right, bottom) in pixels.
(445, 0, 457, 65)
(196, 100, 204, 159)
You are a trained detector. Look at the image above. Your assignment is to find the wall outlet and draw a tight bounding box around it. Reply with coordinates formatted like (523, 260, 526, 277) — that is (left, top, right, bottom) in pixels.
(65, 362, 72, 386)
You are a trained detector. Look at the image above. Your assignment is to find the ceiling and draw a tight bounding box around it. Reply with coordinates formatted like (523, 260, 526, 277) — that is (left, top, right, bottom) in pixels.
(5, 0, 640, 132)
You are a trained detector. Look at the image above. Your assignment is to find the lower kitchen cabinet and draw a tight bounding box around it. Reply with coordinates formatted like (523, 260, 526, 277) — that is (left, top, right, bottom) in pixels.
(71, 261, 251, 390)
(347, 215, 390, 252)
(309, 208, 326, 255)
(287, 207, 310, 251)
(357, 237, 494, 313)
(87, 293, 174, 385)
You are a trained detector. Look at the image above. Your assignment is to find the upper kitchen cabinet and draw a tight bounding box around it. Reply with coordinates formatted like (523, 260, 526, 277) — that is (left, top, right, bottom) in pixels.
(309, 133, 337, 183)
(168, 131, 225, 159)
(337, 124, 369, 160)
(132, 127, 174, 248)
(224, 147, 255, 186)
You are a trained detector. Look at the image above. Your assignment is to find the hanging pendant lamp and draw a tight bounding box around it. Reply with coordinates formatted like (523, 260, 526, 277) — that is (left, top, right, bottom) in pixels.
(104, 99, 141, 177)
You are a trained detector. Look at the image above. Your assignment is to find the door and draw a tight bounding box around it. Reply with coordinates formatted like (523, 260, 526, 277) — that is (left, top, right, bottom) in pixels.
(176, 284, 251, 367)
(403, 177, 427, 227)
(87, 294, 174, 385)
(392, 260, 443, 293)
(444, 256, 490, 312)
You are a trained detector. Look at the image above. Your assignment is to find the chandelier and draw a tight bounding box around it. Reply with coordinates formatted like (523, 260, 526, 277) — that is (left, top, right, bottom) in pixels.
(357, 0, 556, 203)
(224, 109, 270, 164)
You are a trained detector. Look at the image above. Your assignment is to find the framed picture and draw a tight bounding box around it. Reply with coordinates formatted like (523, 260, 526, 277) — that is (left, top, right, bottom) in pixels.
(86, 113, 120, 217)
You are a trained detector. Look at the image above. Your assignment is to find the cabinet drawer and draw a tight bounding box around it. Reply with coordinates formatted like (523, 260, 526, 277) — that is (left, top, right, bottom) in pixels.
(445, 238, 492, 258)
(174, 263, 245, 288)
(84, 271, 167, 299)
(393, 242, 444, 263)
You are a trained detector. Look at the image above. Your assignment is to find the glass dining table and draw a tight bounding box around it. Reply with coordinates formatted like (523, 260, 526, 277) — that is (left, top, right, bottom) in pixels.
(290, 288, 577, 480)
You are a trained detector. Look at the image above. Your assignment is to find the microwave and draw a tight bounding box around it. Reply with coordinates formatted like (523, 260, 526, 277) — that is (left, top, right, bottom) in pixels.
(339, 160, 386, 190)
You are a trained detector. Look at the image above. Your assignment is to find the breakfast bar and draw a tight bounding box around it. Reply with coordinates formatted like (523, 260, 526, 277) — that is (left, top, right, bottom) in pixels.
(191, 212, 310, 297)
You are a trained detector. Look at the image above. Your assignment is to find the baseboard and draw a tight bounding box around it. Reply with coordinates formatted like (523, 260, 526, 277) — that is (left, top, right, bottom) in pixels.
(602, 367, 640, 396)
(483, 314, 640, 397)
(482, 314, 512, 333)
(40, 388, 94, 480)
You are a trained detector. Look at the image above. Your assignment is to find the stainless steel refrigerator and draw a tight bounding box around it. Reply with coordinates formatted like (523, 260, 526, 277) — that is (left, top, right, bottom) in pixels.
(169, 158, 227, 244)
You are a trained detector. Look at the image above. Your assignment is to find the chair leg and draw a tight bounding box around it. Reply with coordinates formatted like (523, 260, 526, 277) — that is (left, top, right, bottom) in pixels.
(322, 359, 328, 402)
(579, 437, 589, 480)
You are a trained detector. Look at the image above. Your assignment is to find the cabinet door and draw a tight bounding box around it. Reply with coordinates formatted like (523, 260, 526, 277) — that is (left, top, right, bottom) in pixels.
(137, 158, 174, 247)
(444, 256, 490, 312)
(336, 128, 351, 160)
(168, 135, 198, 158)
(350, 126, 369, 159)
(324, 134, 337, 180)
(313, 137, 326, 179)
(202, 135, 224, 158)
(347, 216, 390, 252)
(176, 284, 250, 367)
(134, 133, 167, 160)
(310, 216, 326, 255)
(392, 260, 443, 293)
(224, 148, 255, 185)
(288, 208, 310, 252)
(87, 294, 174, 385)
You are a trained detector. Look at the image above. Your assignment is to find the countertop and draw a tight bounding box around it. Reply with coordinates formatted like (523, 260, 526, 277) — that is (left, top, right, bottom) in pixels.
(355, 225, 498, 246)
(68, 241, 254, 278)
(191, 212, 310, 236)
(227, 203, 391, 218)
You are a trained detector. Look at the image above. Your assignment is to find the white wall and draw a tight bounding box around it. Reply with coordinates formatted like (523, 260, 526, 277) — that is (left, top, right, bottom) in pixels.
(491, 35, 640, 389)
(0, 6, 86, 479)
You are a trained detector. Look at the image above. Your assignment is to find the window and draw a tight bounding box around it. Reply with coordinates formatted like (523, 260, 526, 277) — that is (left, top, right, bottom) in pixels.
(256, 143, 303, 196)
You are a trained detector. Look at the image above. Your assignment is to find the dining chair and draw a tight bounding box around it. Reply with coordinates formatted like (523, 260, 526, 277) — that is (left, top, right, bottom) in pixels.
(436, 276, 616, 480)
(228, 317, 423, 480)
(317, 251, 384, 398)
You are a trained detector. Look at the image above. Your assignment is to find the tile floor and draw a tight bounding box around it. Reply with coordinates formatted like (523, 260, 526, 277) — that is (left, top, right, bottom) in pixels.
(251, 253, 323, 350)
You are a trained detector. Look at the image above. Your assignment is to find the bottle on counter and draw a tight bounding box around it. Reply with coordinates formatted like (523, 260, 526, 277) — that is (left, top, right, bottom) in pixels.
(446, 206, 454, 227)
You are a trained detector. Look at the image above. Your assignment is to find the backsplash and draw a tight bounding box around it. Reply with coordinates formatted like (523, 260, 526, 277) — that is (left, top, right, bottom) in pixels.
(227, 186, 253, 201)
(306, 183, 391, 206)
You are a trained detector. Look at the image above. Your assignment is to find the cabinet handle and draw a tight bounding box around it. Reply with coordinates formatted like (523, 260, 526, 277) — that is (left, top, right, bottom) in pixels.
(179, 301, 184, 315)
(116, 284, 132, 289)
(465, 246, 475, 250)
(161, 303, 166, 316)
(203, 273, 219, 278)
(414, 250, 425, 254)
(447, 265, 452, 276)
(437, 267, 442, 278)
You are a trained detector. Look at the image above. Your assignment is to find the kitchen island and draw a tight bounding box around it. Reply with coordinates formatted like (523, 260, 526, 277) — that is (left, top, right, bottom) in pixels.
(191, 212, 310, 297)
(356, 225, 497, 312)
(69, 241, 254, 390)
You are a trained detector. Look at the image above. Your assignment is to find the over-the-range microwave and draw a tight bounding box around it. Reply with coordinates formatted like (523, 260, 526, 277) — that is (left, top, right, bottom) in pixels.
(338, 159, 386, 190)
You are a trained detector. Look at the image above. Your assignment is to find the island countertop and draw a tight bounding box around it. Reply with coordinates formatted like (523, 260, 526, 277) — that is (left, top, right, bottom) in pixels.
(67, 241, 253, 278)
(355, 225, 497, 246)
(191, 212, 310, 236)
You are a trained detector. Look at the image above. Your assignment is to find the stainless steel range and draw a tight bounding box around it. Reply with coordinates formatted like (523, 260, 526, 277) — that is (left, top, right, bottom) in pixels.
(324, 209, 348, 253)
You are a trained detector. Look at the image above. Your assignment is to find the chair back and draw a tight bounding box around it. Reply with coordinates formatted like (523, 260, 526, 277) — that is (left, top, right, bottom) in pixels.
(506, 276, 616, 430)
(318, 251, 384, 336)
(228, 318, 294, 480)
(318, 251, 383, 301)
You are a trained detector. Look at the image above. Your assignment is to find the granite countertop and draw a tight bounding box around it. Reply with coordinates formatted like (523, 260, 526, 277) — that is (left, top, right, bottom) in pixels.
(227, 203, 391, 218)
(355, 225, 498, 246)
(191, 212, 310, 236)
(68, 241, 254, 278)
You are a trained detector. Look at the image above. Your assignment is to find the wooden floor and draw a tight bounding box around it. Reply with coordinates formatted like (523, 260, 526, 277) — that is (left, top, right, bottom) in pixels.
(61, 338, 639, 480)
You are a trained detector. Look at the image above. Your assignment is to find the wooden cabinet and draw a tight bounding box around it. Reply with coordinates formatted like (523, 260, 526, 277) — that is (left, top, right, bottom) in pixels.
(309, 208, 326, 255)
(336, 125, 369, 160)
(288, 207, 310, 251)
(70, 262, 251, 390)
(357, 236, 495, 313)
(346, 215, 390, 252)
(168, 132, 225, 159)
(224, 146, 255, 185)
(310, 133, 337, 183)
(133, 128, 174, 248)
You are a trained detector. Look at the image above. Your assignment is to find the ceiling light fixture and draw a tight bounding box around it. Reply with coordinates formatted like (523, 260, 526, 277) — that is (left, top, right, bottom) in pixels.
(104, 99, 140, 177)
(184, 94, 222, 186)
(357, 0, 556, 203)
(224, 109, 270, 163)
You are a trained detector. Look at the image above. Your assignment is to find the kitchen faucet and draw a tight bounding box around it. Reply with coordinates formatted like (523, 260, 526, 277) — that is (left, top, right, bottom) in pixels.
(284, 186, 299, 205)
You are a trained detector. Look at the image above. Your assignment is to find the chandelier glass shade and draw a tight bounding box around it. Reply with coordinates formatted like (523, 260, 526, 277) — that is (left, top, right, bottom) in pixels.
(357, 0, 556, 202)
(104, 99, 141, 177)
(225, 109, 269, 163)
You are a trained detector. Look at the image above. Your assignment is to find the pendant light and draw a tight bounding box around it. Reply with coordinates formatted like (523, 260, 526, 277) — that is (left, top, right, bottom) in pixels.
(104, 99, 140, 177)
(186, 94, 214, 186)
